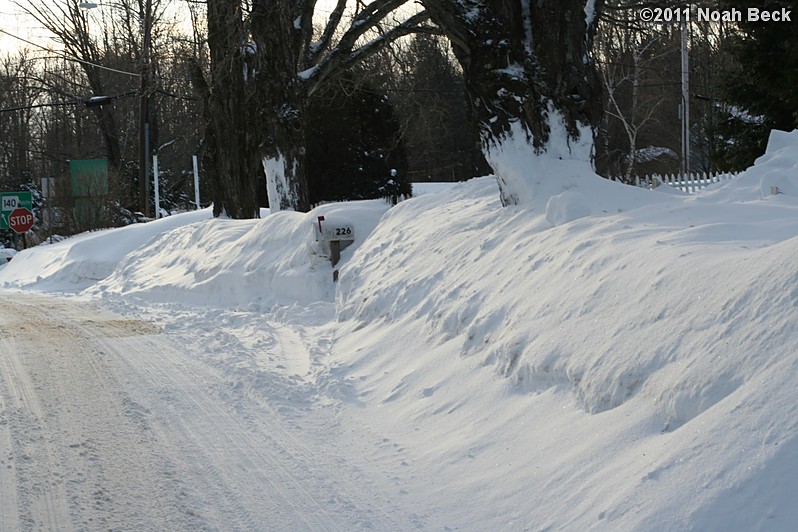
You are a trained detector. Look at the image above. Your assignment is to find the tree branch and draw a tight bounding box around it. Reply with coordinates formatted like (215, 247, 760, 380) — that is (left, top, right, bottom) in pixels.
(306, 0, 348, 66)
(308, 9, 434, 96)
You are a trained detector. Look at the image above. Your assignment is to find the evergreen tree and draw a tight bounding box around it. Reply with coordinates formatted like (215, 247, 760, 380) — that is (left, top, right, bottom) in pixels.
(396, 34, 487, 182)
(716, 0, 798, 169)
(306, 75, 409, 205)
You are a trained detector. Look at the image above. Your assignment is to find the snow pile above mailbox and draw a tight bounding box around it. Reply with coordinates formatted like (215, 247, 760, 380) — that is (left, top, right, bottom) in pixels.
(85, 200, 388, 309)
(0, 200, 388, 309)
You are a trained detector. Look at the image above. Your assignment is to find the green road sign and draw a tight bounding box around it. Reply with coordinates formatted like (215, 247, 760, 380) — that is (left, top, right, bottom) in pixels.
(70, 159, 109, 229)
(0, 191, 33, 230)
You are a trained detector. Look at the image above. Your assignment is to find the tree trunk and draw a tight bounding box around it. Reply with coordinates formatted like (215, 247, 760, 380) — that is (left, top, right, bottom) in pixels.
(422, 0, 603, 205)
(251, 0, 310, 213)
(202, 0, 260, 219)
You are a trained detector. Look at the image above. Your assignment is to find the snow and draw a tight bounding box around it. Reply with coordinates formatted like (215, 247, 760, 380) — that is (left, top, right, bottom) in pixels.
(297, 65, 319, 80)
(3, 129, 798, 529)
(635, 145, 678, 163)
(263, 152, 298, 211)
(0, 247, 16, 266)
(584, 0, 597, 27)
(485, 108, 595, 206)
(728, 104, 765, 125)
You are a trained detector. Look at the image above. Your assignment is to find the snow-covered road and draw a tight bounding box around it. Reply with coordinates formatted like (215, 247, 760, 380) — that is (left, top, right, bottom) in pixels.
(0, 293, 417, 530)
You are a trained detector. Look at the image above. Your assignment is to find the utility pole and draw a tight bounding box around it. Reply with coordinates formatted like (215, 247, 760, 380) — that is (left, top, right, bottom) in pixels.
(139, 0, 153, 217)
(680, 19, 690, 183)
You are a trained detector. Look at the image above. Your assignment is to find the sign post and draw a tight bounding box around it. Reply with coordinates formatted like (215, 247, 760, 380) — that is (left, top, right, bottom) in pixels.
(193, 154, 201, 210)
(42, 177, 55, 243)
(153, 153, 161, 219)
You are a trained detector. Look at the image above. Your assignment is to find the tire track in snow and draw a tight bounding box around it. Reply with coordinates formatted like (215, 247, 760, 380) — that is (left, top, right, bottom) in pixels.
(106, 331, 350, 530)
(1, 293, 422, 530)
(214, 315, 416, 530)
(0, 294, 199, 530)
(0, 353, 21, 532)
(0, 336, 71, 531)
(111, 301, 423, 529)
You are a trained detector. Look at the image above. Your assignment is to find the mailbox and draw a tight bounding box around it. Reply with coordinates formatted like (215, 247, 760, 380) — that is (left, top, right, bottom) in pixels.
(314, 215, 355, 242)
(314, 215, 355, 280)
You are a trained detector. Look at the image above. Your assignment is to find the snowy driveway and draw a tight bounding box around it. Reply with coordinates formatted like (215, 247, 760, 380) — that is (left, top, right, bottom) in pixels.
(0, 293, 416, 531)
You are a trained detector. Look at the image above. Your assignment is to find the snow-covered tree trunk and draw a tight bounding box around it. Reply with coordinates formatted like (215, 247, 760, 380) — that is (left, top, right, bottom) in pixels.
(261, 112, 309, 212)
(250, 0, 313, 212)
(423, 0, 603, 206)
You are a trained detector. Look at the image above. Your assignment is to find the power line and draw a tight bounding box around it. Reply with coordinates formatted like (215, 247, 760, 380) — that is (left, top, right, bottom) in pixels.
(0, 100, 82, 113)
(0, 29, 141, 78)
(383, 87, 464, 94)
(0, 90, 138, 113)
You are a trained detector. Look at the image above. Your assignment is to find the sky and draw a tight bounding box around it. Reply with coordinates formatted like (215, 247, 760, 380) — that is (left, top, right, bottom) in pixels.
(2, 126, 798, 528)
(0, 1, 42, 52)
(0, 0, 409, 56)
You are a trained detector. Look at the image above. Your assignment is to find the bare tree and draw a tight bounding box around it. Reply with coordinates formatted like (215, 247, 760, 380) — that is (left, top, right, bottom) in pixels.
(203, 0, 606, 215)
(22, 0, 195, 215)
(0, 51, 40, 189)
(22, 0, 136, 171)
(193, 0, 261, 218)
(598, 33, 672, 182)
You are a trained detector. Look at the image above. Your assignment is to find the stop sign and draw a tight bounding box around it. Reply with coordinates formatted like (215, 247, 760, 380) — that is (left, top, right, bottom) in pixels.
(8, 207, 35, 233)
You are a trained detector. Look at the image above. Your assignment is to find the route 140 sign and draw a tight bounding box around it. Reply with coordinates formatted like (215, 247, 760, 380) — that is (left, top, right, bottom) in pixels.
(1, 191, 33, 231)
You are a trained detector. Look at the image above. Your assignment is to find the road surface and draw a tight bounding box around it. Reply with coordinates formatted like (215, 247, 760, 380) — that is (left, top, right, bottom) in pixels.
(0, 293, 416, 531)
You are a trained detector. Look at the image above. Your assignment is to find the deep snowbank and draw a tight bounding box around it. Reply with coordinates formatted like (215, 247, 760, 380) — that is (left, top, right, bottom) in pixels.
(1, 202, 389, 309)
(2, 130, 798, 529)
(89, 200, 389, 308)
(0, 209, 213, 291)
(333, 129, 798, 529)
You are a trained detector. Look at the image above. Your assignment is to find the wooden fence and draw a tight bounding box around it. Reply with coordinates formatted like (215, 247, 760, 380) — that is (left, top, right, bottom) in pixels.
(609, 172, 740, 194)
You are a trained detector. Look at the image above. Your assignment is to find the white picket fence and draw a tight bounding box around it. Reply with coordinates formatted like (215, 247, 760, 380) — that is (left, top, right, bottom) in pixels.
(609, 172, 740, 194)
